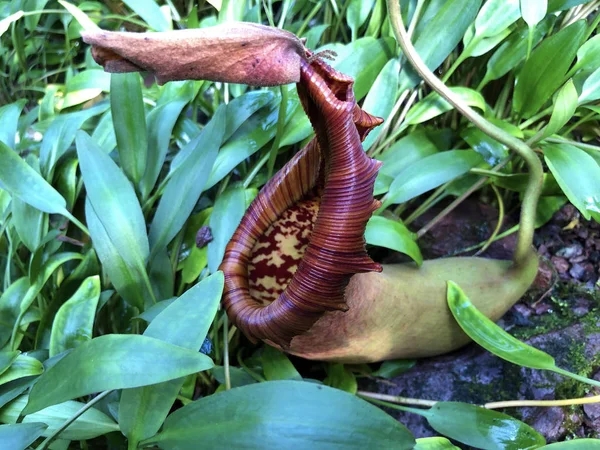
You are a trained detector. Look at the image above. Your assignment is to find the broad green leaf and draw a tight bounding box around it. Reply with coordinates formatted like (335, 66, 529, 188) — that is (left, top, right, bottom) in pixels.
(324, 363, 357, 394)
(54, 157, 79, 211)
(373, 360, 416, 378)
(514, 20, 586, 118)
(378, 130, 449, 178)
(222, 91, 275, 142)
(1, 395, 118, 440)
(399, 0, 482, 90)
(212, 366, 257, 388)
(119, 273, 224, 445)
(49, 276, 100, 357)
(0, 351, 19, 377)
(90, 110, 116, 153)
(145, 381, 415, 449)
(0, 278, 30, 348)
(474, 0, 520, 39)
(0, 377, 33, 410)
(0, 11, 24, 38)
(461, 127, 508, 165)
(134, 298, 176, 323)
(575, 35, 600, 72)
(543, 143, 600, 221)
(481, 17, 552, 87)
(548, 0, 594, 11)
(579, 67, 600, 104)
(149, 106, 225, 258)
(423, 402, 546, 449)
(206, 100, 279, 189)
(384, 150, 483, 206)
(0, 422, 47, 450)
(39, 102, 109, 176)
(365, 216, 422, 265)
(540, 439, 600, 449)
(121, 0, 170, 31)
(414, 437, 460, 450)
(23, 334, 214, 414)
(0, 141, 70, 217)
(262, 346, 302, 381)
(58, 0, 100, 31)
(207, 186, 246, 273)
(60, 70, 110, 110)
(76, 131, 150, 284)
(110, 73, 148, 185)
(347, 0, 376, 40)
(447, 281, 556, 370)
(0, 100, 26, 149)
(11, 192, 46, 252)
(140, 84, 195, 199)
(520, 0, 547, 27)
(538, 80, 578, 142)
(404, 88, 486, 126)
(0, 354, 43, 385)
(362, 58, 400, 150)
(335, 37, 395, 100)
(85, 199, 150, 310)
(463, 27, 512, 58)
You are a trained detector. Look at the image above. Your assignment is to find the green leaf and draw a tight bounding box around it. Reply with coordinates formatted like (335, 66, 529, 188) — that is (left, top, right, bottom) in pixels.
(58, 0, 100, 31)
(482, 17, 552, 86)
(539, 439, 600, 449)
(384, 150, 483, 206)
(365, 216, 422, 265)
(110, 73, 148, 185)
(447, 281, 557, 370)
(212, 366, 257, 388)
(538, 80, 578, 142)
(404, 88, 486, 126)
(0, 278, 30, 348)
(145, 381, 415, 449)
(461, 127, 508, 165)
(60, 70, 110, 110)
(399, 0, 482, 90)
(424, 402, 546, 449)
(1, 395, 118, 440)
(578, 67, 600, 104)
(361, 58, 400, 150)
(23, 334, 214, 414)
(262, 346, 302, 381)
(0, 351, 19, 377)
(324, 363, 357, 394)
(39, 102, 109, 176)
(139, 84, 196, 199)
(0, 11, 24, 38)
(121, 0, 170, 31)
(346, 0, 376, 40)
(0, 100, 26, 149)
(76, 131, 152, 305)
(0, 422, 47, 450)
(378, 130, 448, 178)
(149, 106, 225, 258)
(119, 272, 223, 445)
(207, 186, 246, 273)
(543, 143, 600, 221)
(0, 141, 70, 217)
(49, 276, 100, 358)
(513, 20, 586, 118)
(520, 0, 547, 27)
(414, 437, 460, 450)
(373, 360, 416, 378)
(548, 0, 594, 12)
(85, 199, 150, 310)
(474, 0, 520, 39)
(575, 35, 600, 72)
(0, 354, 44, 385)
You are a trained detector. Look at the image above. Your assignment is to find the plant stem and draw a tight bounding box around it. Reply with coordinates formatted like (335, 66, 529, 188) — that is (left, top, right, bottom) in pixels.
(486, 395, 600, 409)
(357, 391, 436, 407)
(223, 312, 231, 391)
(36, 390, 114, 450)
(386, 0, 543, 267)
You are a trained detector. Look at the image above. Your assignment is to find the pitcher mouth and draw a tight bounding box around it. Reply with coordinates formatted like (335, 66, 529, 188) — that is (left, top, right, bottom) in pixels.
(219, 56, 383, 348)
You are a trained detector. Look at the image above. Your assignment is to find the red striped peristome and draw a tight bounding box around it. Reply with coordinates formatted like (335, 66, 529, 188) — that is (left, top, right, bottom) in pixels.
(219, 57, 383, 348)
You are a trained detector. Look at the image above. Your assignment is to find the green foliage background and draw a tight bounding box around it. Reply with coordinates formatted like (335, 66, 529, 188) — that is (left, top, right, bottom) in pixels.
(0, 0, 599, 448)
